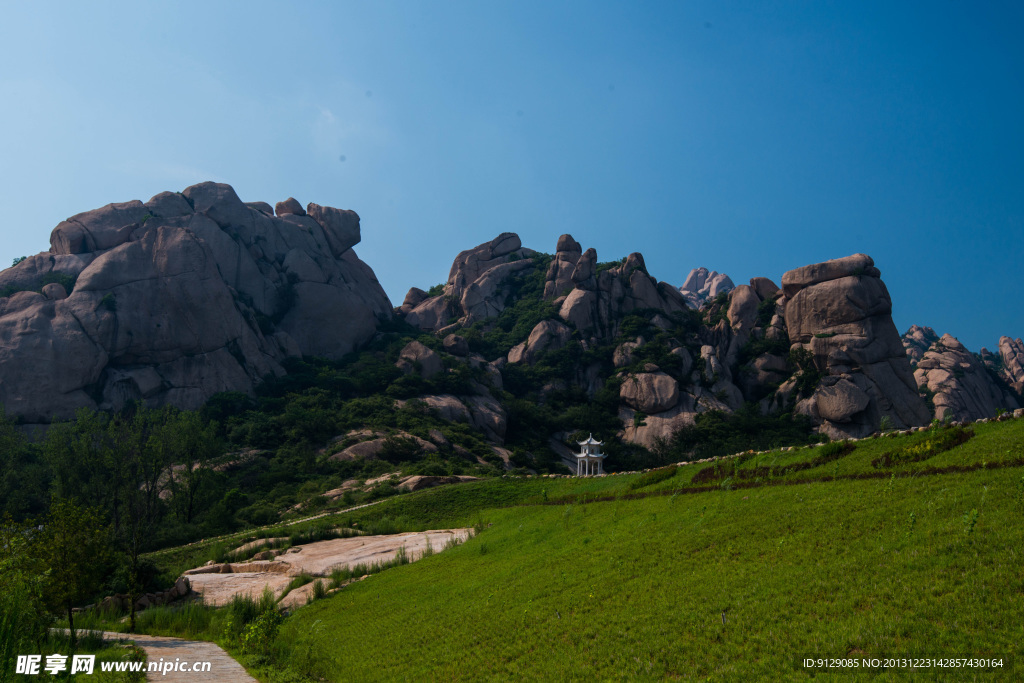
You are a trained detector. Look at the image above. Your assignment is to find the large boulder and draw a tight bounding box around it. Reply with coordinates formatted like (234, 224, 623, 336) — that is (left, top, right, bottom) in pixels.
(0, 182, 392, 423)
(507, 320, 572, 364)
(781, 253, 929, 437)
(619, 370, 679, 414)
(395, 341, 443, 379)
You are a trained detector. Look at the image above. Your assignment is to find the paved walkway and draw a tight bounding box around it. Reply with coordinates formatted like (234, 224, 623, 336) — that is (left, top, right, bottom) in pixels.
(91, 631, 256, 682)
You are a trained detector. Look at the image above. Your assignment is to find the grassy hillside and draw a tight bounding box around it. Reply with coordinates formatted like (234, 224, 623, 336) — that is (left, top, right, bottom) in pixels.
(166, 418, 1024, 681)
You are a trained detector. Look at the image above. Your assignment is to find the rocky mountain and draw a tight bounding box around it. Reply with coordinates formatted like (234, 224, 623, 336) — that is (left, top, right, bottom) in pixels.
(679, 267, 734, 308)
(0, 182, 391, 424)
(398, 236, 940, 445)
(3, 185, 1020, 453)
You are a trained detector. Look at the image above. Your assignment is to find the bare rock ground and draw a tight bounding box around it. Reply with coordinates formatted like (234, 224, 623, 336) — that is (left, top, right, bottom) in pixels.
(186, 529, 470, 606)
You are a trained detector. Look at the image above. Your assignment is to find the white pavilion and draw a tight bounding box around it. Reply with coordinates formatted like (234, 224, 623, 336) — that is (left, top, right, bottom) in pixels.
(575, 434, 606, 476)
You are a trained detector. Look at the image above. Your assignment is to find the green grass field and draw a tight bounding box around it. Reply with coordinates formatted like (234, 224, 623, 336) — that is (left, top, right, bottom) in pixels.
(132, 419, 1024, 681)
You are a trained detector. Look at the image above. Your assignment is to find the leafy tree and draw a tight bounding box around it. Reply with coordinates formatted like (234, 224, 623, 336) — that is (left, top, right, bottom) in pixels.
(35, 498, 109, 647)
(0, 515, 48, 680)
(155, 411, 221, 524)
(107, 408, 168, 632)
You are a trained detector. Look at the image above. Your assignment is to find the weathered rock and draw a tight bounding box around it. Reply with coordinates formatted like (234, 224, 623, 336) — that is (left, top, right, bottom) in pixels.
(306, 203, 361, 258)
(443, 334, 469, 356)
(465, 394, 507, 443)
(399, 475, 480, 492)
(781, 253, 929, 437)
(507, 320, 572, 364)
(400, 287, 427, 314)
(913, 333, 1019, 421)
(416, 394, 472, 423)
(404, 233, 535, 331)
(0, 182, 392, 423)
(245, 201, 274, 216)
(726, 285, 760, 335)
(619, 396, 696, 448)
(902, 325, 939, 367)
(613, 339, 642, 368)
(619, 371, 679, 414)
(749, 277, 780, 301)
(330, 430, 438, 461)
(395, 341, 443, 379)
(544, 234, 584, 299)
(998, 336, 1024, 394)
(50, 200, 149, 255)
(275, 197, 305, 216)
(679, 268, 734, 308)
(815, 378, 871, 423)
(40, 283, 67, 301)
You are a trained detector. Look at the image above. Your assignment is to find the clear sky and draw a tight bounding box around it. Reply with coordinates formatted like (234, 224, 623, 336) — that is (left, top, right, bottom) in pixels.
(1, 1, 1021, 352)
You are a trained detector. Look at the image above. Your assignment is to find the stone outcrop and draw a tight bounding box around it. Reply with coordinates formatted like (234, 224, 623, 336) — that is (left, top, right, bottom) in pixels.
(913, 334, 1020, 421)
(780, 253, 930, 439)
(507, 320, 572, 364)
(328, 430, 439, 461)
(679, 268, 734, 308)
(0, 182, 391, 423)
(543, 234, 582, 299)
(619, 368, 679, 414)
(902, 325, 939, 367)
(404, 233, 536, 331)
(997, 337, 1024, 394)
(395, 341, 443, 379)
(556, 248, 689, 339)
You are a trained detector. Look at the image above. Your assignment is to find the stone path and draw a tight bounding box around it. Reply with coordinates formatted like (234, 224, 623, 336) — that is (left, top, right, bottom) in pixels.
(94, 631, 256, 682)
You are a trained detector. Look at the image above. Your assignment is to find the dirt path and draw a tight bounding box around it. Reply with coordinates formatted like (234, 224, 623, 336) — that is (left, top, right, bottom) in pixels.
(96, 631, 256, 682)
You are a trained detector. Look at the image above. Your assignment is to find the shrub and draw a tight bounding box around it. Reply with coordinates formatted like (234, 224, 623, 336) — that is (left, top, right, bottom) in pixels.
(871, 426, 974, 469)
(629, 465, 678, 490)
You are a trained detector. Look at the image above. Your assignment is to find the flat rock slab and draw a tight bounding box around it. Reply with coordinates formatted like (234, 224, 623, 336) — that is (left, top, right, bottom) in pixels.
(191, 529, 470, 606)
(94, 631, 255, 683)
(188, 571, 294, 606)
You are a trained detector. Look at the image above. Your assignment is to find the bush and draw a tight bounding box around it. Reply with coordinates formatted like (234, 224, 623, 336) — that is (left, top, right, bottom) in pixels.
(629, 466, 678, 490)
(871, 426, 974, 469)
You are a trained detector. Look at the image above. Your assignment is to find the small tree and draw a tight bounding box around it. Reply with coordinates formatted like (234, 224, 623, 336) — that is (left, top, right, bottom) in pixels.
(36, 498, 109, 648)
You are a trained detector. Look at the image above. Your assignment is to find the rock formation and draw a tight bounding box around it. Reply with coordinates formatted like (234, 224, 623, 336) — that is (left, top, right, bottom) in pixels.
(996, 337, 1024, 394)
(556, 249, 690, 340)
(0, 182, 391, 423)
(902, 324, 939, 367)
(912, 334, 1020, 422)
(679, 268, 734, 308)
(779, 254, 930, 438)
(403, 233, 536, 332)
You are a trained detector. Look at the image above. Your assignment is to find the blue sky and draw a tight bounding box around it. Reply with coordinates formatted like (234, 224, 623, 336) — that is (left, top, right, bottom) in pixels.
(1, 1, 1021, 352)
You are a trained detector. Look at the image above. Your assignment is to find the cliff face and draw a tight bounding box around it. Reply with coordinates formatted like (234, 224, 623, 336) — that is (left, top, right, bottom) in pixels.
(0, 182, 391, 423)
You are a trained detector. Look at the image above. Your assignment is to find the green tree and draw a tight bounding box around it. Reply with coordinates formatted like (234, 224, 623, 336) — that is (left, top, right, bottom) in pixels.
(107, 408, 167, 633)
(0, 515, 48, 682)
(35, 498, 109, 648)
(155, 411, 221, 525)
